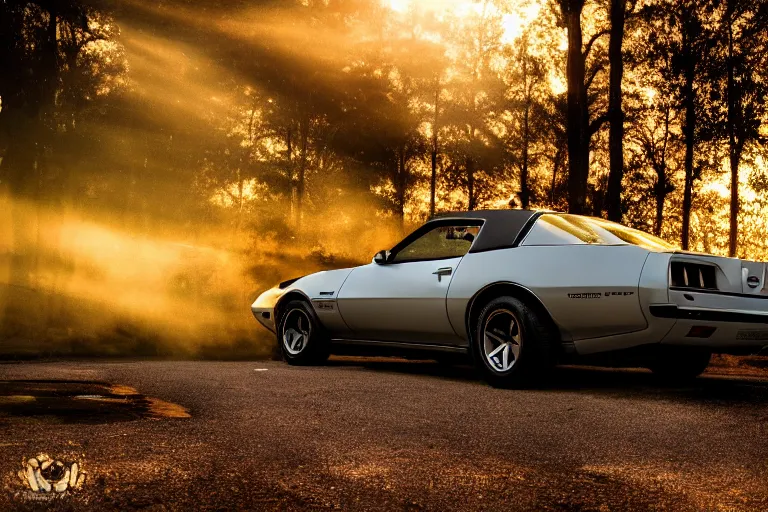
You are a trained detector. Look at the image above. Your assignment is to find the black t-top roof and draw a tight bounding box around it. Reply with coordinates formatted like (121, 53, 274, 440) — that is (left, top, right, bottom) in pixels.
(431, 209, 541, 253)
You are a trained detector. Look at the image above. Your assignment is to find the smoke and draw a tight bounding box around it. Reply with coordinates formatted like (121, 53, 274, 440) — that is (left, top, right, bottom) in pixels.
(0, 191, 402, 358)
(0, 0, 423, 358)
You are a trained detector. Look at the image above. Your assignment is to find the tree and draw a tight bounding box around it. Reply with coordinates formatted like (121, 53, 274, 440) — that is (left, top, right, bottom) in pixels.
(440, 0, 508, 211)
(429, 77, 443, 219)
(628, 100, 680, 236)
(556, 0, 610, 214)
(502, 32, 548, 209)
(713, 0, 768, 256)
(643, 0, 718, 250)
(605, 0, 637, 222)
(336, 61, 419, 230)
(0, 2, 121, 285)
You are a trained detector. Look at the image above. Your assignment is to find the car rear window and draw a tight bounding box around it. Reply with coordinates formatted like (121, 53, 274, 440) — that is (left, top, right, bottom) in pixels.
(521, 214, 676, 251)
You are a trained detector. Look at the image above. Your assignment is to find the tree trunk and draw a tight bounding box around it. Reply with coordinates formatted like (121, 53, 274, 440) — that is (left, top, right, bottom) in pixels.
(41, 6, 58, 121)
(0, 4, 58, 292)
(726, 14, 739, 257)
(520, 52, 531, 210)
(236, 169, 244, 232)
(605, 0, 625, 222)
(654, 190, 665, 237)
(2, 133, 38, 289)
(653, 171, 666, 236)
(0, 122, 40, 338)
(681, 49, 695, 251)
(562, 0, 589, 215)
(467, 157, 476, 211)
(285, 126, 294, 225)
(430, 86, 439, 218)
(296, 116, 308, 231)
(520, 104, 530, 209)
(395, 147, 407, 234)
(729, 144, 741, 257)
(551, 145, 564, 205)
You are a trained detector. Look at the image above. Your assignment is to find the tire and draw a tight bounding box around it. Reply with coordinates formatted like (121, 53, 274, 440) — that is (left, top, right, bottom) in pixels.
(647, 346, 711, 383)
(472, 296, 557, 388)
(277, 300, 331, 365)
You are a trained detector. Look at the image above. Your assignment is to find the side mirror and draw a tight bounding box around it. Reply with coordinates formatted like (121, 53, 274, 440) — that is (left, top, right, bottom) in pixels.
(373, 250, 390, 265)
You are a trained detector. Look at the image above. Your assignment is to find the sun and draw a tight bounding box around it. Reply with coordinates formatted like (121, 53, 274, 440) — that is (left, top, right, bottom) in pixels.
(384, 0, 542, 45)
(501, 3, 542, 44)
(388, 0, 409, 13)
(385, 0, 478, 17)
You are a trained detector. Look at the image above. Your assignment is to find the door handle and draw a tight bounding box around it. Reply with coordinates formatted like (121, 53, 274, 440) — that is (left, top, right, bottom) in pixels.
(432, 267, 453, 282)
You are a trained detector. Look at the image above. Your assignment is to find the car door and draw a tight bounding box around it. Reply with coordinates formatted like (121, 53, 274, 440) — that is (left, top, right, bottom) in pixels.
(336, 220, 481, 345)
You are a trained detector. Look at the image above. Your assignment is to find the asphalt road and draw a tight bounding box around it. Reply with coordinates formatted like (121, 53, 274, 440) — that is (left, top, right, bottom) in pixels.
(1, 358, 767, 511)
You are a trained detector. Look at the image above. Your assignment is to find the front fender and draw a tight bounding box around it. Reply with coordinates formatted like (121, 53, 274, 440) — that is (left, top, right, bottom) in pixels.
(250, 267, 357, 335)
(251, 287, 286, 333)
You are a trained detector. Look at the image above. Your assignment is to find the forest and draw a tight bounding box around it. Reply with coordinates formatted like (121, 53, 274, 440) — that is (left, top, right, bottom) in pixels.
(1, 0, 767, 357)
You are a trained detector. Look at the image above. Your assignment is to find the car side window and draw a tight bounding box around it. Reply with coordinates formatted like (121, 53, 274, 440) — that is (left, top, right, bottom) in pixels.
(392, 225, 480, 263)
(520, 213, 674, 249)
(521, 214, 625, 246)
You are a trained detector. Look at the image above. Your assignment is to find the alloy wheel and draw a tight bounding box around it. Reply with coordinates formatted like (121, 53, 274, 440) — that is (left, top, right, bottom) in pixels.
(282, 309, 311, 355)
(482, 309, 522, 372)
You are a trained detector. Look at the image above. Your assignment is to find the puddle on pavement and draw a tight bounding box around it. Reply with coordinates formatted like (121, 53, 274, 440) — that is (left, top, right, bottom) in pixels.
(0, 380, 190, 424)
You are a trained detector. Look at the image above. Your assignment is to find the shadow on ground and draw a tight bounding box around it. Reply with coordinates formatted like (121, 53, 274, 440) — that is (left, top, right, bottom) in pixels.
(327, 356, 768, 406)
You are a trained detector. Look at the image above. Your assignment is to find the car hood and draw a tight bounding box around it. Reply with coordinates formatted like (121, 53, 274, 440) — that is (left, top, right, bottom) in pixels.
(252, 267, 357, 310)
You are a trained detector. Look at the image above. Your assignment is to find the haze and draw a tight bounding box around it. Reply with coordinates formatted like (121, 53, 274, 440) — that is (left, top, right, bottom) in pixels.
(1, 0, 767, 357)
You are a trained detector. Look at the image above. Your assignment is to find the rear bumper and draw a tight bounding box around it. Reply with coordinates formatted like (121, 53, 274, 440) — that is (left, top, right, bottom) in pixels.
(650, 304, 768, 349)
(650, 304, 768, 324)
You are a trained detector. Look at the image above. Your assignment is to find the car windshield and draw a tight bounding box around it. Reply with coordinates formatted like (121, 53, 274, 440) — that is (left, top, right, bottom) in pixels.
(522, 214, 677, 251)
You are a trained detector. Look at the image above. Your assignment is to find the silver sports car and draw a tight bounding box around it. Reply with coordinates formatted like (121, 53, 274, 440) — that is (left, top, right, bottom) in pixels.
(251, 210, 768, 387)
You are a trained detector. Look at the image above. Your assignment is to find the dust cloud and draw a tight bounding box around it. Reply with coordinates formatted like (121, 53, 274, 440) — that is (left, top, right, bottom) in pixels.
(0, 0, 418, 357)
(0, 193, 401, 358)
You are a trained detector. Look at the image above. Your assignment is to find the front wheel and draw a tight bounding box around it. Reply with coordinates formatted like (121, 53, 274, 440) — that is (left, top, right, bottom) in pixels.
(647, 346, 711, 383)
(278, 300, 330, 365)
(473, 296, 557, 388)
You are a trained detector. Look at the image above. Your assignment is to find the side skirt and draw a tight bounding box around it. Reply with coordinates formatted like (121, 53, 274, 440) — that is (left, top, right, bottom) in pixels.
(330, 339, 469, 359)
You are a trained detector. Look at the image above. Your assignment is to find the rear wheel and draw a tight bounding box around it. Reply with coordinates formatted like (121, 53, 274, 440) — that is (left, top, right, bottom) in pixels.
(473, 296, 557, 388)
(648, 346, 711, 382)
(278, 300, 330, 365)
